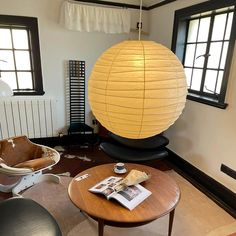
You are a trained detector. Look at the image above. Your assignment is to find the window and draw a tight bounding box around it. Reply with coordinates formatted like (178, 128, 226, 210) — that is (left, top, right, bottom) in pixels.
(0, 15, 44, 95)
(172, 0, 236, 109)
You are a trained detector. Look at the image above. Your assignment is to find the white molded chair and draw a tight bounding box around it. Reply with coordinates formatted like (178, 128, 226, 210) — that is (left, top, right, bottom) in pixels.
(0, 135, 60, 196)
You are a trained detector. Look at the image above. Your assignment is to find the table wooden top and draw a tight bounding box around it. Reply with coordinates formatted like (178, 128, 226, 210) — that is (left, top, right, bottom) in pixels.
(68, 163, 180, 224)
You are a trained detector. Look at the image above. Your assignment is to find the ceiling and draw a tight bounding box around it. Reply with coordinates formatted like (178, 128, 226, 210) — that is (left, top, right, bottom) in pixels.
(97, 0, 167, 7)
(142, 0, 166, 7)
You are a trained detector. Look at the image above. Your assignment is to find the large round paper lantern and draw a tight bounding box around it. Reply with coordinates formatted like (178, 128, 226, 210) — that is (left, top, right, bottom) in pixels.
(0, 79, 13, 97)
(88, 40, 187, 139)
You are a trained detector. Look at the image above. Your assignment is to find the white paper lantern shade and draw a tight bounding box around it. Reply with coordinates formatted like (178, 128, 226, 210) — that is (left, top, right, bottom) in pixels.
(0, 59, 13, 97)
(88, 40, 187, 139)
(0, 79, 13, 97)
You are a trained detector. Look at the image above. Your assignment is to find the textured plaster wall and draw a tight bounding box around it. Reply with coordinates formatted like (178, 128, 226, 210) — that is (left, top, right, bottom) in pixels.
(148, 0, 236, 192)
(0, 0, 148, 134)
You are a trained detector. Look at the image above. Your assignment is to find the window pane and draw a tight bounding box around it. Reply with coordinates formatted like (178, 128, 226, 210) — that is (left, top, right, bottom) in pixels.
(211, 13, 227, 41)
(197, 17, 210, 42)
(207, 42, 223, 69)
(0, 16, 43, 95)
(184, 44, 196, 67)
(225, 12, 233, 40)
(220, 42, 229, 69)
(204, 70, 217, 94)
(17, 72, 33, 89)
(0, 28, 12, 49)
(187, 19, 199, 43)
(15, 51, 31, 70)
(12, 29, 29, 49)
(0, 50, 15, 70)
(0, 72, 17, 89)
(194, 43, 207, 68)
(191, 69, 202, 91)
(216, 71, 223, 94)
(184, 68, 192, 88)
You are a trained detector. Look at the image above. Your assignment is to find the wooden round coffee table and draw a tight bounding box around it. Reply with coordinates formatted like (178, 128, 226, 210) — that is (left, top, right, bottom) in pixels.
(68, 163, 180, 236)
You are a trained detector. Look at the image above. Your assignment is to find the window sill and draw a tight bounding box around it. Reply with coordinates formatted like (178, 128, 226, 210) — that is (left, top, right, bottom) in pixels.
(13, 90, 45, 96)
(187, 93, 228, 109)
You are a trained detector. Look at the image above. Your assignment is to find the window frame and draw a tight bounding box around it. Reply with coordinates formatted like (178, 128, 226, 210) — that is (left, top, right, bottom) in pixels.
(0, 15, 44, 96)
(171, 0, 236, 109)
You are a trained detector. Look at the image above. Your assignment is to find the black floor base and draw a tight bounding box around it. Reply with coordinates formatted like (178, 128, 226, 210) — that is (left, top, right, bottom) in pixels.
(31, 134, 98, 147)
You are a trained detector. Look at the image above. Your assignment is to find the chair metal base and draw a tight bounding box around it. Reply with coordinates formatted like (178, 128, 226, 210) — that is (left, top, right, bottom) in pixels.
(0, 171, 60, 197)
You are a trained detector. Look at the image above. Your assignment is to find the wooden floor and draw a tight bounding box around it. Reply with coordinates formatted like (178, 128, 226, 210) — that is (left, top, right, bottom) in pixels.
(0, 144, 172, 201)
(1, 144, 235, 236)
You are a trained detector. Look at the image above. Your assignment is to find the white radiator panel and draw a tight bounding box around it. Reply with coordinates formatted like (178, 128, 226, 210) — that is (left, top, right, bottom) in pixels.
(0, 99, 57, 139)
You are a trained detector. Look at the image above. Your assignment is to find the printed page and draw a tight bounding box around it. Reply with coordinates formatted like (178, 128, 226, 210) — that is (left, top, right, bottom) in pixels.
(89, 176, 123, 198)
(111, 184, 152, 210)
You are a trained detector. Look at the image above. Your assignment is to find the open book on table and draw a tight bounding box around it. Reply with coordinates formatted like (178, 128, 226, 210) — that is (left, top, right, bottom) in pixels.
(89, 176, 152, 211)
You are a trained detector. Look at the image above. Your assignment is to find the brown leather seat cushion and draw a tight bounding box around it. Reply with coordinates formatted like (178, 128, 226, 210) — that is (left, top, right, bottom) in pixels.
(14, 157, 55, 171)
(0, 157, 6, 165)
(0, 136, 43, 166)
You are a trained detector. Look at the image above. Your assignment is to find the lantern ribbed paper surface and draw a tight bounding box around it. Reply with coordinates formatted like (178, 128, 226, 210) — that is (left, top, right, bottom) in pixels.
(88, 40, 187, 139)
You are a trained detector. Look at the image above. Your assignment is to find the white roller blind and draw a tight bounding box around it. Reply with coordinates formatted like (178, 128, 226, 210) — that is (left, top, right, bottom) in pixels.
(59, 1, 131, 34)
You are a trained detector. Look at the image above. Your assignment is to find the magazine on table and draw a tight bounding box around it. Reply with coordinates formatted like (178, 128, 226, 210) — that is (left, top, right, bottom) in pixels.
(89, 176, 152, 211)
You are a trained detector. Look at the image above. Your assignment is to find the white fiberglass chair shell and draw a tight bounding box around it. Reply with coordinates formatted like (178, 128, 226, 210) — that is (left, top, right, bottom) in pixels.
(0, 136, 60, 196)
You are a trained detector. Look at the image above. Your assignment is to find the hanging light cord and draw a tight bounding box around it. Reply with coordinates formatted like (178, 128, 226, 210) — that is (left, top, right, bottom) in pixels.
(138, 0, 142, 40)
(0, 59, 7, 78)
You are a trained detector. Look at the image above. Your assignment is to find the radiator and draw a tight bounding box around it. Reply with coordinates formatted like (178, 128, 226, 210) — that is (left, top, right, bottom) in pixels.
(0, 99, 57, 139)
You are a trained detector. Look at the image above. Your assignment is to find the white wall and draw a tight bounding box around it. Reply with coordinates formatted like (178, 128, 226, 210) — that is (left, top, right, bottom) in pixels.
(149, 0, 236, 192)
(0, 0, 148, 135)
(1, 0, 235, 192)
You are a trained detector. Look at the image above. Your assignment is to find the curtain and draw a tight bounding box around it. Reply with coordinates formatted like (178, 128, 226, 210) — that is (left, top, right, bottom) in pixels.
(59, 1, 131, 34)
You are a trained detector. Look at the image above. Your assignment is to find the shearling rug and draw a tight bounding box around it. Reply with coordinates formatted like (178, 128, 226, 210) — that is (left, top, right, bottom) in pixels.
(22, 172, 235, 236)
